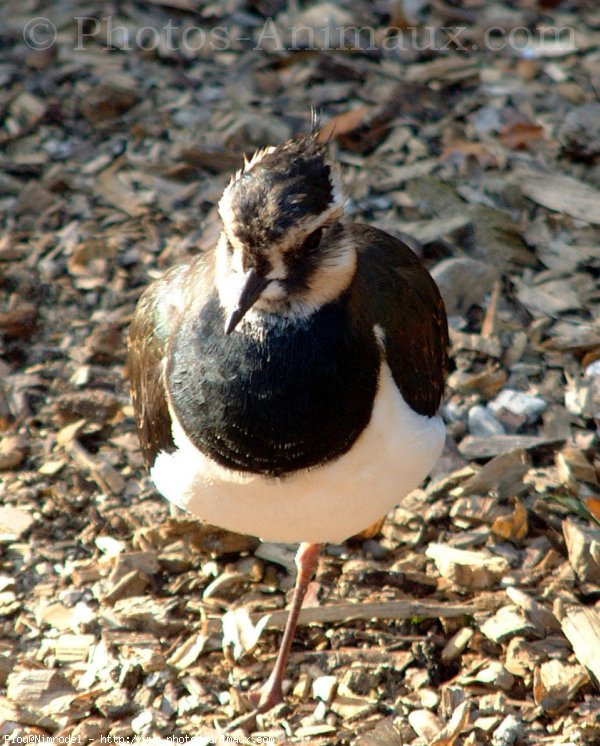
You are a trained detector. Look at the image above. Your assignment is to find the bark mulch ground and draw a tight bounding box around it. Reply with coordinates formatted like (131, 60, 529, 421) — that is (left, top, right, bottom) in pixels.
(0, 1, 599, 744)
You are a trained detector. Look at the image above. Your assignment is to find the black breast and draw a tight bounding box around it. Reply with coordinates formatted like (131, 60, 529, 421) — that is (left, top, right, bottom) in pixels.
(166, 293, 380, 477)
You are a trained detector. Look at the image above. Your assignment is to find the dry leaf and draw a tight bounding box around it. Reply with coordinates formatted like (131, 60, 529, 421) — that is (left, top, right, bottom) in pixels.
(318, 106, 372, 142)
(499, 122, 545, 149)
(492, 499, 528, 542)
(442, 141, 499, 167)
(586, 498, 600, 522)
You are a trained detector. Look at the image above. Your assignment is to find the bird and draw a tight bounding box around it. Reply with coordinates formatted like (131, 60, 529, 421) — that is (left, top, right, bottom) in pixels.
(127, 132, 448, 715)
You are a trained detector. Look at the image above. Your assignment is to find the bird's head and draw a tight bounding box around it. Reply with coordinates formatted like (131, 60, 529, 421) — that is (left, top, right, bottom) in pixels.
(215, 135, 355, 333)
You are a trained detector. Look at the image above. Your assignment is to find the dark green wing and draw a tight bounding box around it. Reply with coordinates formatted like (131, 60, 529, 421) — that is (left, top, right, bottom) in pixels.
(356, 225, 448, 417)
(128, 262, 193, 468)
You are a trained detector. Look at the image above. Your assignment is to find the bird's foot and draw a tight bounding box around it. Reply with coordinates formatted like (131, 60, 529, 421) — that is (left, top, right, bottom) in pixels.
(246, 678, 284, 712)
(223, 682, 284, 733)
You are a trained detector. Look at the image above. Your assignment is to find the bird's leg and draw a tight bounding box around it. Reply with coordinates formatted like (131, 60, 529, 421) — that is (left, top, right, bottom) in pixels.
(250, 541, 322, 712)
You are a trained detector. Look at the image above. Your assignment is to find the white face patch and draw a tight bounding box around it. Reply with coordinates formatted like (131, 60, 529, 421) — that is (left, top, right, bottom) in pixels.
(266, 254, 286, 281)
(300, 231, 357, 309)
(230, 249, 244, 276)
(218, 183, 245, 257)
(215, 234, 248, 320)
(260, 281, 285, 301)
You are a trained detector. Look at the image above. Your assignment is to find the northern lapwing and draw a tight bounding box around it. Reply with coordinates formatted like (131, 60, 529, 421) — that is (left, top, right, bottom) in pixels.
(128, 133, 448, 713)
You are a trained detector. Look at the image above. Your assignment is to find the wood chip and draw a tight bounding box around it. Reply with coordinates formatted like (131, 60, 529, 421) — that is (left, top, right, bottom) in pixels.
(556, 447, 598, 488)
(53, 634, 96, 663)
(458, 435, 563, 460)
(250, 599, 478, 633)
(471, 660, 515, 691)
(312, 674, 338, 704)
(222, 607, 269, 661)
(556, 604, 600, 687)
(441, 627, 474, 663)
(37, 601, 77, 631)
(54, 390, 120, 424)
(431, 258, 497, 315)
(355, 718, 404, 746)
(0, 434, 27, 470)
(563, 519, 600, 584)
(480, 606, 538, 644)
(431, 701, 470, 746)
(295, 724, 337, 738)
(408, 709, 444, 741)
(0, 505, 34, 541)
(450, 496, 508, 526)
(6, 669, 74, 705)
(454, 449, 529, 500)
(81, 81, 140, 123)
(167, 632, 207, 670)
(505, 587, 561, 634)
(111, 596, 180, 633)
(515, 277, 584, 316)
(37, 459, 66, 476)
(522, 173, 600, 225)
(102, 569, 150, 604)
(66, 439, 126, 496)
(426, 544, 510, 589)
(533, 659, 589, 713)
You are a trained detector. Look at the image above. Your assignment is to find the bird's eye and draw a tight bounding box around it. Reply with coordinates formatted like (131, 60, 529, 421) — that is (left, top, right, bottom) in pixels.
(300, 227, 323, 255)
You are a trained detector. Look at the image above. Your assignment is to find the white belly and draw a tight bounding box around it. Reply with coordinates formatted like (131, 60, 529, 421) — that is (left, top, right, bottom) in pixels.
(151, 362, 445, 543)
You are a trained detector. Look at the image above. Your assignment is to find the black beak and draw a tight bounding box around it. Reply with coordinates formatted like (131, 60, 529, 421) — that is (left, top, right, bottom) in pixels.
(224, 268, 270, 334)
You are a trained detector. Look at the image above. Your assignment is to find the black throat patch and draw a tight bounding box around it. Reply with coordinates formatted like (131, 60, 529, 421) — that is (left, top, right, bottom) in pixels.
(166, 291, 379, 477)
